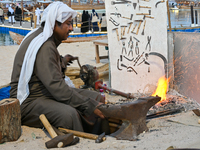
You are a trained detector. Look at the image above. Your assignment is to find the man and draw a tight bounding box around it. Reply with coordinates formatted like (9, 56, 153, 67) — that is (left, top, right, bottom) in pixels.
(10, 2, 105, 133)
(35, 7, 41, 25)
(0, 7, 4, 23)
(8, 4, 15, 23)
(15, 6, 22, 21)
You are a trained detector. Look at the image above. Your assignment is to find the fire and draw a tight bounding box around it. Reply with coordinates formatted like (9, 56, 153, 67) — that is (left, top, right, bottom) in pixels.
(152, 76, 169, 103)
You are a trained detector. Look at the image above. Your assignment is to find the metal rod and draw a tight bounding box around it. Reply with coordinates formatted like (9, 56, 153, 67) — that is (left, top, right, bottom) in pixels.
(97, 83, 134, 99)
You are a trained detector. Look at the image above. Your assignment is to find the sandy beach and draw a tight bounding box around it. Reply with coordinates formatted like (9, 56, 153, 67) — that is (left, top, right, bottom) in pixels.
(0, 42, 200, 150)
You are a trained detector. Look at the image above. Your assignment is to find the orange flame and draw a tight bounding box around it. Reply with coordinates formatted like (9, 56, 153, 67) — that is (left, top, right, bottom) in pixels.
(152, 76, 170, 103)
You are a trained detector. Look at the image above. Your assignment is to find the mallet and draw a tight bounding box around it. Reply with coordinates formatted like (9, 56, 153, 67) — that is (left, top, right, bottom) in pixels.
(39, 114, 74, 149)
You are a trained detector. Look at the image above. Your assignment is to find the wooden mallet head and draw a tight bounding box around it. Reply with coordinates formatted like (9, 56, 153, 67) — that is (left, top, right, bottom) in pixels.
(45, 133, 74, 149)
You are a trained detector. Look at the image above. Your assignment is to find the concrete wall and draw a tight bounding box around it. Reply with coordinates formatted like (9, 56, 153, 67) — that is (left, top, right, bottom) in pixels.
(168, 32, 200, 104)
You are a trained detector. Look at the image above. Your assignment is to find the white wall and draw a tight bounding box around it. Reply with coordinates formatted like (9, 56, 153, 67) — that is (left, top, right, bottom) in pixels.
(105, 0, 168, 93)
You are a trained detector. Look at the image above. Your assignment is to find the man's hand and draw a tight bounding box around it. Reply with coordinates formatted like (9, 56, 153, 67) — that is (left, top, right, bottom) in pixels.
(64, 54, 78, 65)
(94, 103, 105, 119)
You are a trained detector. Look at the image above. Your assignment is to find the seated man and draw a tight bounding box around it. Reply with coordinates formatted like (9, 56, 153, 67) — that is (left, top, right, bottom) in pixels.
(10, 2, 106, 133)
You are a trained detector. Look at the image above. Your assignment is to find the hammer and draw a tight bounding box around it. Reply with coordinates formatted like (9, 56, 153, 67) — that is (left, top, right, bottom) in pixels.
(120, 25, 127, 39)
(136, 10, 151, 15)
(127, 22, 133, 34)
(136, 20, 143, 35)
(121, 14, 133, 20)
(141, 20, 146, 35)
(122, 25, 127, 36)
(58, 127, 106, 143)
(131, 24, 137, 34)
(94, 79, 134, 99)
(145, 15, 154, 19)
(139, 5, 151, 10)
(39, 114, 74, 148)
(112, 27, 119, 41)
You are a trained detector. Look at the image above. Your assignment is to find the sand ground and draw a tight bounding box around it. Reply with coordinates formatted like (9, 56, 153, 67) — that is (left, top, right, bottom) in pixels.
(0, 42, 200, 150)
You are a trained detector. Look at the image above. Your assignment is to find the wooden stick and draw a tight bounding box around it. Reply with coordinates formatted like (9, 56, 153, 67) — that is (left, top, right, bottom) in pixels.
(166, 1, 172, 31)
(123, 26, 126, 36)
(116, 28, 119, 41)
(39, 114, 57, 138)
(131, 24, 137, 33)
(143, 20, 146, 30)
(139, 6, 151, 8)
(33, 7, 37, 29)
(136, 13, 149, 15)
(127, 22, 133, 34)
(145, 16, 154, 19)
(136, 21, 142, 35)
(141, 20, 146, 35)
(58, 127, 106, 141)
(121, 27, 123, 38)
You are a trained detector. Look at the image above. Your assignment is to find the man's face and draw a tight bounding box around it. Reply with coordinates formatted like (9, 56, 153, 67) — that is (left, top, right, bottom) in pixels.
(53, 16, 73, 41)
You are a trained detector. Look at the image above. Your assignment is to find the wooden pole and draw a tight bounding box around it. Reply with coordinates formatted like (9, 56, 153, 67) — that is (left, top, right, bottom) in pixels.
(33, 7, 37, 28)
(166, 1, 172, 31)
(69, 0, 71, 7)
(21, 0, 24, 21)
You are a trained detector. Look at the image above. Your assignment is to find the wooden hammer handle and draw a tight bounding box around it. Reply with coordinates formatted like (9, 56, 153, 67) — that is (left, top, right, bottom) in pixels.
(127, 22, 133, 34)
(143, 20, 146, 30)
(39, 114, 58, 138)
(136, 21, 142, 35)
(116, 29, 119, 41)
(140, 6, 151, 8)
(145, 16, 154, 19)
(136, 13, 149, 15)
(122, 16, 130, 19)
(58, 127, 106, 141)
(131, 24, 137, 32)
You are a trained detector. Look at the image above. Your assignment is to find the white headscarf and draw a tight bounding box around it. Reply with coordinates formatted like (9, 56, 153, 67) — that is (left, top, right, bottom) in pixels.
(17, 2, 77, 105)
(35, 7, 41, 16)
(8, 6, 14, 14)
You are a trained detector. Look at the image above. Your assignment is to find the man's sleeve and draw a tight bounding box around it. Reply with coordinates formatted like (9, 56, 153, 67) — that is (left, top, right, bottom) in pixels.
(34, 44, 99, 116)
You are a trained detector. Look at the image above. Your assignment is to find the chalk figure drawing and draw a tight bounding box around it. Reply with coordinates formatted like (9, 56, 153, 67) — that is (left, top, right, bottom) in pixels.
(106, 0, 168, 93)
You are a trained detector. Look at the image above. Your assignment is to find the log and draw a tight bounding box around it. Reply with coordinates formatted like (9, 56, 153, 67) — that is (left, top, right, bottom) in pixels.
(0, 98, 21, 144)
(65, 63, 109, 77)
(71, 78, 84, 88)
